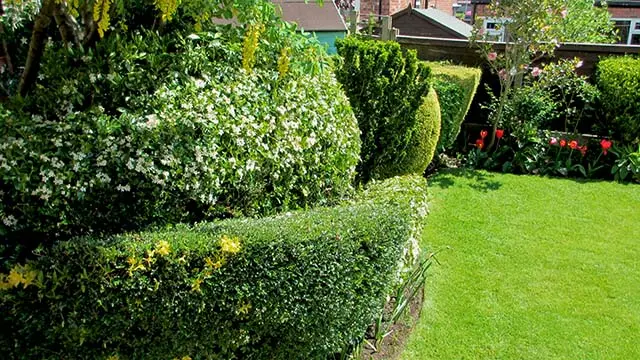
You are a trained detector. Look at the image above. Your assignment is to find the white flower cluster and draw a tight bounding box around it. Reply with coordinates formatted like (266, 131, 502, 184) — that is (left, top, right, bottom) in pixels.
(0, 66, 361, 234)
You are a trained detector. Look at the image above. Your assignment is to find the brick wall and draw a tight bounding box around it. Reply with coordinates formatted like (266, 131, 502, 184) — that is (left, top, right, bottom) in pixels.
(359, 0, 412, 16)
(472, 4, 640, 21)
(608, 7, 640, 19)
(427, 0, 457, 15)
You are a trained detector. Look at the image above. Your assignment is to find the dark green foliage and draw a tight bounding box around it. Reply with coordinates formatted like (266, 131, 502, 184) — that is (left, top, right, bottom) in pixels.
(335, 37, 431, 183)
(500, 85, 558, 141)
(426, 62, 481, 151)
(0, 176, 428, 360)
(596, 56, 640, 143)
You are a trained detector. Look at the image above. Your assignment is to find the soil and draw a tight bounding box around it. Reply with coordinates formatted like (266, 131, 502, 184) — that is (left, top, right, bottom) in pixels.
(359, 286, 425, 360)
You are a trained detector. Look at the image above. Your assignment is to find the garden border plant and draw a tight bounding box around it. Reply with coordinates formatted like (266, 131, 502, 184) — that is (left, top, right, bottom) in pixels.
(0, 175, 429, 359)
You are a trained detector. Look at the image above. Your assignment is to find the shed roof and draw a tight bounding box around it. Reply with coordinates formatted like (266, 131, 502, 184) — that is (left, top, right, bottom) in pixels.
(411, 7, 473, 38)
(272, 0, 347, 31)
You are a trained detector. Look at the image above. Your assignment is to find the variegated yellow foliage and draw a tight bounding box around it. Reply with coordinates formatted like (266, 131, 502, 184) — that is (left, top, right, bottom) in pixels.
(277, 46, 290, 78)
(242, 23, 264, 72)
(155, 0, 179, 21)
(92, 0, 111, 38)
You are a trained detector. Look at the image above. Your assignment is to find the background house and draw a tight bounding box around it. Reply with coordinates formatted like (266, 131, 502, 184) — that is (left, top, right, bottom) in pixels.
(470, 0, 640, 45)
(392, 6, 473, 38)
(274, 0, 347, 53)
(353, 0, 472, 19)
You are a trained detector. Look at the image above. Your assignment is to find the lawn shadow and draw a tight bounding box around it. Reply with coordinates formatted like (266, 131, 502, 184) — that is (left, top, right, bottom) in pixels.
(427, 168, 503, 193)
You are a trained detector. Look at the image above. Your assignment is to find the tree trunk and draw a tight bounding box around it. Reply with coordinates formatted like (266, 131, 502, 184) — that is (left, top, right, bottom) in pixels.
(54, 6, 80, 47)
(18, 0, 56, 97)
(0, 23, 14, 74)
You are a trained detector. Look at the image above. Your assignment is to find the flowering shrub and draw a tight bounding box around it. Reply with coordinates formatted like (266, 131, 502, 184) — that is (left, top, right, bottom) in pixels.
(467, 128, 621, 179)
(534, 58, 599, 133)
(0, 175, 428, 359)
(0, 61, 359, 248)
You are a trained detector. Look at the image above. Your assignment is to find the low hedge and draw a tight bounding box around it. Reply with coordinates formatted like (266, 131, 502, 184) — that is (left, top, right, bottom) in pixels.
(596, 56, 640, 143)
(426, 62, 481, 151)
(335, 37, 432, 183)
(0, 175, 429, 360)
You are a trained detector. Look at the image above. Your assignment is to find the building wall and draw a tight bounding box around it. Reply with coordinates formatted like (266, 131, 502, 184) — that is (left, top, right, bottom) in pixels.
(359, 0, 412, 16)
(609, 6, 640, 18)
(393, 12, 466, 38)
(426, 0, 458, 15)
(313, 31, 347, 54)
(472, 4, 640, 20)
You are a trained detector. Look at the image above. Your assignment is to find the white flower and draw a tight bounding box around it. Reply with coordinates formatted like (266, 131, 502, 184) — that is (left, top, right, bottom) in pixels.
(2, 215, 17, 227)
(145, 114, 159, 128)
(246, 159, 256, 172)
(307, 134, 317, 147)
(116, 184, 131, 192)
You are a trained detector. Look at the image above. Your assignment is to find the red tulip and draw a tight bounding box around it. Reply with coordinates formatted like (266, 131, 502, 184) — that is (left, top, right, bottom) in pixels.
(560, 139, 567, 147)
(569, 140, 578, 150)
(476, 139, 484, 149)
(496, 129, 504, 139)
(580, 146, 587, 156)
(480, 130, 488, 139)
(600, 139, 612, 155)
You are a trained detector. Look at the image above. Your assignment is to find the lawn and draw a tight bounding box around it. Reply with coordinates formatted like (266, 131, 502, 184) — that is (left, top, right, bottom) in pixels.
(401, 170, 640, 360)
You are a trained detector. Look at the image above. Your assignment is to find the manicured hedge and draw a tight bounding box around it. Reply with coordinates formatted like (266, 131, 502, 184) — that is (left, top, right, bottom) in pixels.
(426, 62, 481, 151)
(0, 176, 429, 359)
(0, 59, 359, 246)
(335, 37, 432, 183)
(378, 88, 442, 178)
(596, 56, 640, 143)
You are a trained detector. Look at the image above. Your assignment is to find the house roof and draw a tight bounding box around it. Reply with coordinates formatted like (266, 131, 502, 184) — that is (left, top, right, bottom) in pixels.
(472, 0, 640, 6)
(271, 0, 347, 31)
(411, 7, 474, 38)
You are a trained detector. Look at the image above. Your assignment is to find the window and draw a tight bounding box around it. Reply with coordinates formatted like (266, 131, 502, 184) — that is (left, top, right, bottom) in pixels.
(481, 17, 508, 42)
(612, 18, 640, 45)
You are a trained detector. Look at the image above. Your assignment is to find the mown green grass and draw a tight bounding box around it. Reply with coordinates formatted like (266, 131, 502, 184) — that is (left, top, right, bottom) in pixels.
(401, 170, 640, 360)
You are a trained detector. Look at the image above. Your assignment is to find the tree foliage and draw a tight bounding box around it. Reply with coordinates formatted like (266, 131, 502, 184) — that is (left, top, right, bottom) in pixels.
(470, 0, 615, 149)
(0, 0, 321, 98)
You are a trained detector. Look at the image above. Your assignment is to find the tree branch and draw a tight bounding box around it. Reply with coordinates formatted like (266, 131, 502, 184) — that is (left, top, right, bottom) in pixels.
(53, 6, 80, 47)
(0, 23, 14, 74)
(18, 0, 56, 97)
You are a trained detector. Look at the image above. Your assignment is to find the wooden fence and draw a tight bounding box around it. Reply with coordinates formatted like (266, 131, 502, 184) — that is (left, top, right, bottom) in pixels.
(397, 36, 640, 77)
(344, 11, 640, 76)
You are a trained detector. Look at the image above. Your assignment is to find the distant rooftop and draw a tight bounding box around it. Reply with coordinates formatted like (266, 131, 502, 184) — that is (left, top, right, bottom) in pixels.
(272, 0, 347, 31)
(413, 7, 474, 38)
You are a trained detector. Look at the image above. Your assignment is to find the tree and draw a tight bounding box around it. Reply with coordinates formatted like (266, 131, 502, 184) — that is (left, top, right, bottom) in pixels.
(1, 0, 305, 99)
(470, 0, 616, 149)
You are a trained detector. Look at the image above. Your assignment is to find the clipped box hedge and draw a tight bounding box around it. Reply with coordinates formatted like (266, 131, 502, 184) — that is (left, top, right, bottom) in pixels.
(426, 62, 482, 151)
(335, 37, 432, 183)
(0, 176, 428, 360)
(596, 56, 640, 143)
